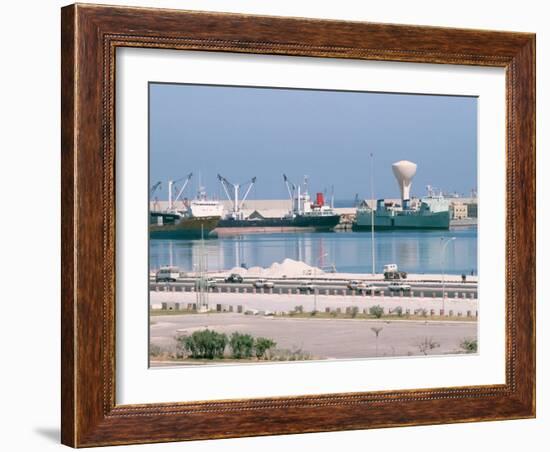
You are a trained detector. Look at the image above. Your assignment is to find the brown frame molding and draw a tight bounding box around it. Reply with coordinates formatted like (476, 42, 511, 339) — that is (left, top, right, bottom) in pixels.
(61, 3, 535, 447)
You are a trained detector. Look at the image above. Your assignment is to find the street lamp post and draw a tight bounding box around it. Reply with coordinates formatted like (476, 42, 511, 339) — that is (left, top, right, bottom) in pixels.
(440, 237, 456, 315)
(370, 153, 376, 276)
(313, 253, 329, 313)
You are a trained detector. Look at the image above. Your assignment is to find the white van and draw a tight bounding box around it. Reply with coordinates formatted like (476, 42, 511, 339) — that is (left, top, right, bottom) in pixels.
(155, 266, 180, 282)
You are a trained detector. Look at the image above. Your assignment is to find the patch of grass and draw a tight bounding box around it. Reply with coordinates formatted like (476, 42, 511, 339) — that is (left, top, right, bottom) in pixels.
(459, 338, 478, 353)
(148, 342, 179, 361)
(150, 309, 219, 316)
(149, 343, 164, 357)
(265, 347, 314, 361)
(416, 337, 440, 355)
(275, 311, 476, 322)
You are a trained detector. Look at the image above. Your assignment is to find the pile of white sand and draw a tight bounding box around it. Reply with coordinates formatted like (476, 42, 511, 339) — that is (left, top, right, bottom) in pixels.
(209, 259, 478, 283)
(227, 258, 323, 279)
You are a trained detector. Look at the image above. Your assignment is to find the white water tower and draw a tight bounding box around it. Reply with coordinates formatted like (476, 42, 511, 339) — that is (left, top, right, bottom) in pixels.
(392, 160, 417, 203)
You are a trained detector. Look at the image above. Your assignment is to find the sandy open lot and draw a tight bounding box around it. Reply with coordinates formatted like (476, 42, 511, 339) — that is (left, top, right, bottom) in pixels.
(150, 312, 477, 364)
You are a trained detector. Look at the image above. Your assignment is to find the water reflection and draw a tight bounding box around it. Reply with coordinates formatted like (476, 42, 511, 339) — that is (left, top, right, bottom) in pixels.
(149, 228, 477, 275)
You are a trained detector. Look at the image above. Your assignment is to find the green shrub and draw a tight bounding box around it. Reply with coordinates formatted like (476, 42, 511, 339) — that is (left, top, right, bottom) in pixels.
(254, 337, 277, 359)
(294, 305, 304, 314)
(179, 329, 227, 359)
(369, 305, 384, 318)
(459, 338, 478, 353)
(229, 332, 255, 359)
(350, 306, 359, 318)
(177, 330, 281, 361)
(394, 306, 403, 317)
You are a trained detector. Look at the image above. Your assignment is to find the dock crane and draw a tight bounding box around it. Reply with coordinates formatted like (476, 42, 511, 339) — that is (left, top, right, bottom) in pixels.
(150, 181, 162, 197)
(217, 174, 257, 220)
(283, 174, 306, 214)
(283, 174, 296, 200)
(150, 181, 162, 212)
(168, 172, 193, 210)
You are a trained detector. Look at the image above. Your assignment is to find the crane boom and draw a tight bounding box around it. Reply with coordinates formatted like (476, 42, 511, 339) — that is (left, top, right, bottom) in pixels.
(173, 172, 193, 203)
(168, 172, 193, 210)
(238, 177, 257, 210)
(150, 181, 162, 196)
(283, 174, 296, 201)
(217, 174, 257, 219)
(217, 174, 235, 207)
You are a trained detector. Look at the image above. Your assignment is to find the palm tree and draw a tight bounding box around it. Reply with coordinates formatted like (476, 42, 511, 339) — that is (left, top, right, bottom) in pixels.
(371, 327, 383, 356)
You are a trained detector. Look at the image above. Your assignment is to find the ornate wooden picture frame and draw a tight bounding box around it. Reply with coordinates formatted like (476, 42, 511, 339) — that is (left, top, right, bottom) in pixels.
(61, 3, 535, 447)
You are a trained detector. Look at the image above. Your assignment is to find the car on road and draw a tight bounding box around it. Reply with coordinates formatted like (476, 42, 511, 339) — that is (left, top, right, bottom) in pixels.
(206, 278, 218, 289)
(224, 273, 244, 283)
(388, 281, 411, 292)
(256, 310, 275, 316)
(298, 281, 315, 293)
(347, 281, 382, 293)
(155, 266, 180, 282)
(364, 284, 383, 294)
(347, 280, 362, 290)
(195, 278, 218, 289)
(253, 279, 275, 289)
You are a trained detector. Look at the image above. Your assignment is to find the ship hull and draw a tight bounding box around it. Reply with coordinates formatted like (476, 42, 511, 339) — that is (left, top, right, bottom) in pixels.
(216, 214, 341, 233)
(149, 214, 220, 239)
(353, 210, 450, 231)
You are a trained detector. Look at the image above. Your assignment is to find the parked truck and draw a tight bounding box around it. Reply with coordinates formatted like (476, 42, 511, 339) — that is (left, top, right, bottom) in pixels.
(383, 264, 407, 280)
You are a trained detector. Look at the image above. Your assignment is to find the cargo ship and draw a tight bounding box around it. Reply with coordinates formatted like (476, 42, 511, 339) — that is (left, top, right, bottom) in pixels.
(150, 183, 223, 239)
(215, 175, 341, 234)
(353, 196, 450, 230)
(352, 160, 450, 231)
(150, 212, 221, 239)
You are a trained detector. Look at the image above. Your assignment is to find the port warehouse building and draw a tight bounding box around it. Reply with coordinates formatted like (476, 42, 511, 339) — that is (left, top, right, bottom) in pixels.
(150, 198, 478, 221)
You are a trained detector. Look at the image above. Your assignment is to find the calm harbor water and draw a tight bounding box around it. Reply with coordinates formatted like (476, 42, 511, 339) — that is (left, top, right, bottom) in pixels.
(149, 227, 477, 275)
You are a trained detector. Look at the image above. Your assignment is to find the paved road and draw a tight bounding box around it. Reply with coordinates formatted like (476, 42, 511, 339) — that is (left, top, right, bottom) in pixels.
(151, 278, 477, 299)
(150, 313, 477, 363)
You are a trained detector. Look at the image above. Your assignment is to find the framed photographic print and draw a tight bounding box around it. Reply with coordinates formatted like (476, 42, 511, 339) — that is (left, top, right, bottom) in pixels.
(61, 3, 536, 447)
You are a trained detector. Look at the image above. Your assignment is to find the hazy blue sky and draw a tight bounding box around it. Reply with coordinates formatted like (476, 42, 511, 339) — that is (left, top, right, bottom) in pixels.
(149, 83, 477, 201)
